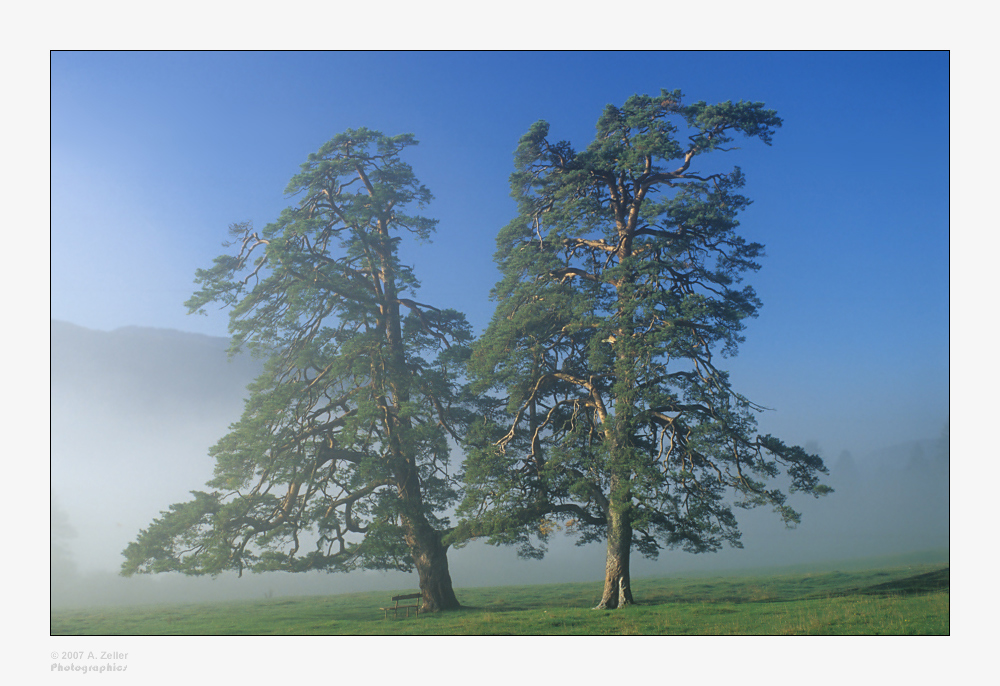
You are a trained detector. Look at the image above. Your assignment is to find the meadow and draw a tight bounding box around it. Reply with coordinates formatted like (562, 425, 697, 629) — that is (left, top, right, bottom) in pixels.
(51, 560, 948, 636)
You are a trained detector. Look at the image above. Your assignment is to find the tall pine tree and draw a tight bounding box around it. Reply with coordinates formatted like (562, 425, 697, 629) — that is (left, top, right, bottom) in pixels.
(459, 91, 831, 608)
(122, 129, 470, 612)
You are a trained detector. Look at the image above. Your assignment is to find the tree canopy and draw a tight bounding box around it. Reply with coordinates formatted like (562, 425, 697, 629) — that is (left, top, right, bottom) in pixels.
(121, 129, 471, 611)
(458, 90, 831, 608)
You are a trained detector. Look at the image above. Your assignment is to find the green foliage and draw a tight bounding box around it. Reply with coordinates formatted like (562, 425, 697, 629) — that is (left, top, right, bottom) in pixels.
(123, 130, 472, 580)
(461, 90, 829, 568)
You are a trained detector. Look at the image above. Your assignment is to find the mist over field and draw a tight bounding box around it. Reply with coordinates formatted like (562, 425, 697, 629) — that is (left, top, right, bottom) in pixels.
(51, 320, 948, 609)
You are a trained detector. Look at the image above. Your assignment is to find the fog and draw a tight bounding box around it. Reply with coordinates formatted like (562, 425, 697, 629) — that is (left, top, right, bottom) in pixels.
(50, 320, 948, 609)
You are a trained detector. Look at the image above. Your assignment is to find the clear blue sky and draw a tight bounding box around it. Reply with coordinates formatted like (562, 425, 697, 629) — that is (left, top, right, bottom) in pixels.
(51, 50, 949, 460)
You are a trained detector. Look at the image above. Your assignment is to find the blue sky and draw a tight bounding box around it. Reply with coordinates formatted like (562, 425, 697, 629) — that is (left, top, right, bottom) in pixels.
(51, 50, 949, 461)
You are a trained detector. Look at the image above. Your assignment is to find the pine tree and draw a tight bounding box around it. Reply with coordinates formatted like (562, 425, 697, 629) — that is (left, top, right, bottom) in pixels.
(122, 129, 470, 611)
(459, 91, 831, 608)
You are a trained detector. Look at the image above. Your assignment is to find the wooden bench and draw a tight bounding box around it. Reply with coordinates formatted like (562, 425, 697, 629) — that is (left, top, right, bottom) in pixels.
(380, 592, 423, 619)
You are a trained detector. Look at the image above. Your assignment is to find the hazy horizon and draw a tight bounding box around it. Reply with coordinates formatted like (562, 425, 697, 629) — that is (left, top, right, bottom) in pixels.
(51, 318, 948, 609)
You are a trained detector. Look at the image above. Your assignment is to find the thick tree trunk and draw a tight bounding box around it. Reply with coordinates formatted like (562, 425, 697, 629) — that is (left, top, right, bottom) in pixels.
(594, 504, 634, 609)
(592, 216, 639, 611)
(374, 234, 460, 613)
(396, 448, 460, 611)
(395, 455, 461, 612)
(408, 523, 461, 612)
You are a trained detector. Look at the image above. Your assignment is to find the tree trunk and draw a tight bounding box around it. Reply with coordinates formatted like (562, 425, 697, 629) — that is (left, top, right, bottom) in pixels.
(375, 230, 460, 613)
(416, 540, 461, 612)
(392, 429, 460, 612)
(410, 526, 461, 612)
(594, 504, 634, 609)
(593, 213, 638, 611)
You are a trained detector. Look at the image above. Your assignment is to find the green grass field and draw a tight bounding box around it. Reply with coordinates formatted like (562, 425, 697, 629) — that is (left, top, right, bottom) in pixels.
(51, 560, 948, 636)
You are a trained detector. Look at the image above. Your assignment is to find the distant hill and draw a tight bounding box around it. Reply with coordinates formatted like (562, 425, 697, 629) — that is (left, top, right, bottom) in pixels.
(51, 320, 264, 577)
(51, 320, 262, 417)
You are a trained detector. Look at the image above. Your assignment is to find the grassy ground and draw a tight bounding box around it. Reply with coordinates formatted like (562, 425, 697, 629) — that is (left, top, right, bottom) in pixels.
(51, 563, 948, 636)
